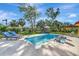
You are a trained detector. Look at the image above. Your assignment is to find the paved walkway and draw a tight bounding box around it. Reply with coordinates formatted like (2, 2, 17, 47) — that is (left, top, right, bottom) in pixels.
(0, 36, 79, 56)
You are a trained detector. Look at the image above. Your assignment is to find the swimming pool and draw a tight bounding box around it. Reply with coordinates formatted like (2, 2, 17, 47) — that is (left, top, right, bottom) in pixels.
(25, 34, 59, 45)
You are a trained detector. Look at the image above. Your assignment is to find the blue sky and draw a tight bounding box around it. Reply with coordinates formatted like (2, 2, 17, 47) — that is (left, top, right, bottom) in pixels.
(0, 3, 79, 26)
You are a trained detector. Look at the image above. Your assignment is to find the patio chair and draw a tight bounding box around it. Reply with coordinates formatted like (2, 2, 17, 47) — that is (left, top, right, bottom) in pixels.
(2, 32, 20, 40)
(56, 36, 67, 44)
(8, 31, 21, 39)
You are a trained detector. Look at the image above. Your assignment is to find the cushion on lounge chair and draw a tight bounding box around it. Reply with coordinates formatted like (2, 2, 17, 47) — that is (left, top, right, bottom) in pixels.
(2, 32, 12, 37)
(9, 31, 21, 38)
(8, 31, 17, 36)
(2, 32, 19, 38)
(56, 35, 67, 44)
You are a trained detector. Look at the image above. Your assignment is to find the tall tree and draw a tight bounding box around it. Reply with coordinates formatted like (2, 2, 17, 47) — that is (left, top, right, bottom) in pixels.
(52, 20, 64, 31)
(19, 4, 39, 32)
(36, 20, 45, 32)
(46, 8, 60, 32)
(46, 8, 60, 20)
(10, 20, 18, 27)
(18, 18, 25, 31)
(18, 18, 25, 27)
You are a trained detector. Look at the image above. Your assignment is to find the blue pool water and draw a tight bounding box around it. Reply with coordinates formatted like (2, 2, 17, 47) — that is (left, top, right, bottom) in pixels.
(25, 34, 59, 45)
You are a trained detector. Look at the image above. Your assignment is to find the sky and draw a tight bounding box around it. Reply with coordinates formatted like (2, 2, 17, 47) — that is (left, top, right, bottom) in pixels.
(0, 3, 79, 26)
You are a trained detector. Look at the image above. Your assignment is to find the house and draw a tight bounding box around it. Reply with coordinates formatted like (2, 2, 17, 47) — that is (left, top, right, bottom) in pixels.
(64, 21, 79, 36)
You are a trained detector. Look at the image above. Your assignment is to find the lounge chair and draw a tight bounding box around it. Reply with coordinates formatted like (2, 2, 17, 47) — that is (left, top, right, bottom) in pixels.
(8, 31, 21, 39)
(2, 32, 20, 40)
(56, 36, 67, 44)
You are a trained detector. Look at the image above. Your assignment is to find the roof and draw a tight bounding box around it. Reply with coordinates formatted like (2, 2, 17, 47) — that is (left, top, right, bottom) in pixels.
(64, 25, 75, 28)
(64, 25, 79, 28)
(64, 21, 79, 28)
(75, 21, 79, 24)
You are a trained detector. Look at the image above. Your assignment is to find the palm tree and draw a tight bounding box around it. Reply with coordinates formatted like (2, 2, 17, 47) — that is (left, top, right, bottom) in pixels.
(18, 18, 25, 31)
(36, 20, 45, 32)
(10, 20, 18, 27)
(19, 4, 39, 32)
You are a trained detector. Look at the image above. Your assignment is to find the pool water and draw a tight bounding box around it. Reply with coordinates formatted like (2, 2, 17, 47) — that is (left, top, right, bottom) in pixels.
(25, 34, 59, 45)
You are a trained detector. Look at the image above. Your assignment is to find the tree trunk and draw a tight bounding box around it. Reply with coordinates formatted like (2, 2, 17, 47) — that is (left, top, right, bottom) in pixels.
(33, 19, 36, 32)
(30, 20, 34, 33)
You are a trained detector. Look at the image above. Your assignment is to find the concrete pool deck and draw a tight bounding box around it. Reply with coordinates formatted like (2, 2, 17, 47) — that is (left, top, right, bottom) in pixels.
(0, 35, 79, 56)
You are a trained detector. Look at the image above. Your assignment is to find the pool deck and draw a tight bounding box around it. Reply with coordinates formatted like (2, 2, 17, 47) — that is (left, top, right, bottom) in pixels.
(0, 34, 79, 56)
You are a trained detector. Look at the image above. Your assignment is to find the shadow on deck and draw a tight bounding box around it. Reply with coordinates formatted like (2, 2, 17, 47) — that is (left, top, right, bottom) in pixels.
(0, 40, 78, 56)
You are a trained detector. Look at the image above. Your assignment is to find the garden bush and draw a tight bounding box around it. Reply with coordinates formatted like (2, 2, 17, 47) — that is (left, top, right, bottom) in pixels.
(8, 27, 21, 33)
(20, 31, 31, 35)
(0, 25, 8, 32)
(0, 34, 3, 39)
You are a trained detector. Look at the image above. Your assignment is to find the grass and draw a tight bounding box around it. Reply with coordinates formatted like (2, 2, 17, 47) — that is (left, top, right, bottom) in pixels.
(51, 31, 79, 38)
(51, 31, 67, 35)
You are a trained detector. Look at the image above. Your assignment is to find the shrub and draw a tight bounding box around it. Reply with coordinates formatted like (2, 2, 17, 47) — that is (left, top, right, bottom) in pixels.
(8, 27, 21, 33)
(20, 31, 30, 35)
(0, 25, 7, 32)
(0, 35, 3, 39)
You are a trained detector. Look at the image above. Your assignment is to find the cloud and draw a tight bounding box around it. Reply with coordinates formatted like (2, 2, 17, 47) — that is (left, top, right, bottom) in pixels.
(0, 10, 17, 19)
(7, 3, 20, 7)
(22, 3, 44, 8)
(68, 13, 77, 18)
(37, 8, 46, 14)
(60, 4, 77, 10)
(0, 10, 18, 24)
